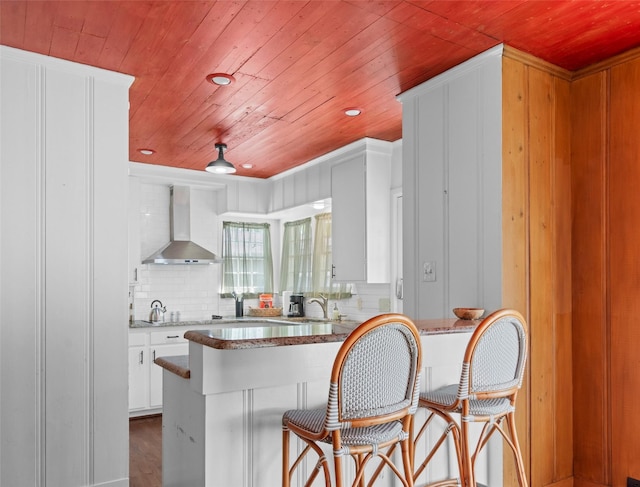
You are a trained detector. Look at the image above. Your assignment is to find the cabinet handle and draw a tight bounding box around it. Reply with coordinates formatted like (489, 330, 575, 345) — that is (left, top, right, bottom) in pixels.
(331, 264, 336, 279)
(153, 350, 156, 361)
(139, 350, 144, 365)
(396, 278, 403, 300)
(166, 335, 179, 339)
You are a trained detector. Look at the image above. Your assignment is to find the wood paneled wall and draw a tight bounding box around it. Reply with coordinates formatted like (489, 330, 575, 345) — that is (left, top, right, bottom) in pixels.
(502, 48, 574, 487)
(503, 44, 640, 487)
(572, 49, 640, 487)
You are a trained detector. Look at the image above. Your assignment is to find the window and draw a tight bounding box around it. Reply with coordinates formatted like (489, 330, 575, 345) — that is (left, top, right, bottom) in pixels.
(221, 221, 273, 297)
(311, 213, 351, 298)
(279, 217, 312, 294)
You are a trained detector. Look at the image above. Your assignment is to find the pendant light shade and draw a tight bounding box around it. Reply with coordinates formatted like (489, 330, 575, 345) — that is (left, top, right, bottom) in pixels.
(206, 143, 236, 174)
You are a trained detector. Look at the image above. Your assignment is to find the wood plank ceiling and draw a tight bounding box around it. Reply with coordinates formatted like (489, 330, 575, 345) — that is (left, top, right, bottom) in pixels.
(3, 0, 640, 178)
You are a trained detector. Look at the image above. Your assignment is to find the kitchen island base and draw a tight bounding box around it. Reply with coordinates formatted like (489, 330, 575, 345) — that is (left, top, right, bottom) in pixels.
(159, 321, 502, 486)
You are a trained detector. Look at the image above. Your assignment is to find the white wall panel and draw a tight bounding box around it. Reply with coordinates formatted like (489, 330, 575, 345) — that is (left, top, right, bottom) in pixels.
(398, 45, 503, 321)
(0, 46, 132, 487)
(45, 65, 90, 486)
(0, 51, 42, 487)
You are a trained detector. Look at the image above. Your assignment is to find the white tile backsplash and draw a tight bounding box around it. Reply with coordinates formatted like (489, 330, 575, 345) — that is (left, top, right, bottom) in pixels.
(133, 183, 223, 321)
(135, 264, 220, 321)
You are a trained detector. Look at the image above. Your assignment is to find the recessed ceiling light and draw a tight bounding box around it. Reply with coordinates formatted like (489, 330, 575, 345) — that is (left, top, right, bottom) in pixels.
(344, 108, 362, 117)
(138, 148, 155, 155)
(241, 163, 254, 169)
(311, 200, 326, 210)
(206, 73, 235, 86)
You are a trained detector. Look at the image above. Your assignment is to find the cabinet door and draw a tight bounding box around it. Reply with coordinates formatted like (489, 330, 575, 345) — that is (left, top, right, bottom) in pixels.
(149, 343, 189, 408)
(128, 346, 149, 411)
(331, 156, 367, 281)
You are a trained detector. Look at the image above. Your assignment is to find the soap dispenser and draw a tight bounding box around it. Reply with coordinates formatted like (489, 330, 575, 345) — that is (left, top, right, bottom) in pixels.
(332, 303, 340, 321)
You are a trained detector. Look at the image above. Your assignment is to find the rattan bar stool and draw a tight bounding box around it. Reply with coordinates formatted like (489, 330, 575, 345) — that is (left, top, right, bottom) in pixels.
(412, 309, 528, 487)
(282, 313, 423, 487)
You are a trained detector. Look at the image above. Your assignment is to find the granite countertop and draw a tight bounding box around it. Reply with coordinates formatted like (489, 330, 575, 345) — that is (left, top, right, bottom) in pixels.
(129, 316, 347, 329)
(183, 317, 479, 351)
(155, 317, 480, 378)
(154, 355, 190, 379)
(130, 317, 252, 329)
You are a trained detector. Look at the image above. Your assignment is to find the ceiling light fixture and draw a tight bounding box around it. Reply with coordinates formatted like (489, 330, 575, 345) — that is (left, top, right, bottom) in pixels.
(241, 163, 254, 169)
(206, 73, 235, 86)
(311, 200, 326, 210)
(138, 148, 155, 155)
(344, 108, 362, 117)
(206, 143, 236, 174)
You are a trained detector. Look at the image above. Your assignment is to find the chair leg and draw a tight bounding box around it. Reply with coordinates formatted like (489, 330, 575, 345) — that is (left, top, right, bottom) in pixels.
(413, 410, 461, 483)
(506, 413, 528, 487)
(401, 437, 415, 487)
(459, 420, 474, 487)
(333, 454, 344, 487)
(283, 428, 290, 487)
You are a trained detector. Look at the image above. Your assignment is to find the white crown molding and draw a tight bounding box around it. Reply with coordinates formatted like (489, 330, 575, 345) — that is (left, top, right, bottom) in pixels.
(397, 44, 504, 102)
(270, 137, 395, 181)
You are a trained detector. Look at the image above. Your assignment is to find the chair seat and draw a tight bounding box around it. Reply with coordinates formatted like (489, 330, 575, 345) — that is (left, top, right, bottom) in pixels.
(420, 384, 513, 417)
(283, 408, 405, 446)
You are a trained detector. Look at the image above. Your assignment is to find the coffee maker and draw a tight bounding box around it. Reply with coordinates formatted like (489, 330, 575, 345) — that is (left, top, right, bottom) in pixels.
(288, 294, 305, 317)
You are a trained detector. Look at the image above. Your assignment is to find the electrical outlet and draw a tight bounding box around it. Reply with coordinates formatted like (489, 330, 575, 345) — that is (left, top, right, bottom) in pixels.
(628, 477, 640, 487)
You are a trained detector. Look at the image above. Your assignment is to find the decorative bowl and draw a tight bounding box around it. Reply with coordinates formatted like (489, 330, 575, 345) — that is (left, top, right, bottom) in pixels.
(452, 307, 484, 320)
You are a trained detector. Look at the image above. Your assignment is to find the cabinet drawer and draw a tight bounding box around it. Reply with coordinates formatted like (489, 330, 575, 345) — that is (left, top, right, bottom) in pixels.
(129, 332, 148, 347)
(150, 330, 187, 345)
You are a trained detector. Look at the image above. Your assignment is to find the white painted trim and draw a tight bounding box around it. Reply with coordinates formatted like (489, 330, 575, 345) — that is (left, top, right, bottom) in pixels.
(36, 61, 47, 487)
(85, 75, 96, 485)
(270, 137, 394, 181)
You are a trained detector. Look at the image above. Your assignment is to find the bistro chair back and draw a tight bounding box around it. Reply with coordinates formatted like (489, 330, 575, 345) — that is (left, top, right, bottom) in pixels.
(413, 308, 528, 487)
(282, 313, 422, 487)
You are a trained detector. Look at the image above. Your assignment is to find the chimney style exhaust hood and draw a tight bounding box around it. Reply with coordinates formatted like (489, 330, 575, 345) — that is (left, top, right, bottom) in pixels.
(142, 185, 220, 265)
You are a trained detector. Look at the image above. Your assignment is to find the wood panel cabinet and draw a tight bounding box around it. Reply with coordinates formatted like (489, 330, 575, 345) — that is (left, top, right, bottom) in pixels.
(401, 45, 575, 487)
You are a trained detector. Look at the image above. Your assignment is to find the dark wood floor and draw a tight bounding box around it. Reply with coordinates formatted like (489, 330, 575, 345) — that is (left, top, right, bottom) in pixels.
(130, 415, 162, 487)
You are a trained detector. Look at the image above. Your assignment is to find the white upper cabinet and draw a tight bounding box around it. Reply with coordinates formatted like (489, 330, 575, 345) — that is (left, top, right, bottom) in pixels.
(269, 156, 332, 213)
(331, 141, 391, 283)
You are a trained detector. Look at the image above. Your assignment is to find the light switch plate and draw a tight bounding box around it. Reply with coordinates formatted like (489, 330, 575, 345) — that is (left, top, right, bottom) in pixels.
(423, 261, 436, 282)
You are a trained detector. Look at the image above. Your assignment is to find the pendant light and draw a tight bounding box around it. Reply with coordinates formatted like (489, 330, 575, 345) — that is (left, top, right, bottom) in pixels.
(206, 143, 236, 174)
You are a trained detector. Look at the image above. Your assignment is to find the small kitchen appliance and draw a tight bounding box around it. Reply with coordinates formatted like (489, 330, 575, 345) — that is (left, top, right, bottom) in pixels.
(149, 300, 166, 322)
(288, 294, 305, 317)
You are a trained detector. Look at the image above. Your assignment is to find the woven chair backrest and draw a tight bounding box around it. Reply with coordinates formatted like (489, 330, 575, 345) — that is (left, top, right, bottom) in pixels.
(326, 315, 421, 428)
(462, 310, 527, 397)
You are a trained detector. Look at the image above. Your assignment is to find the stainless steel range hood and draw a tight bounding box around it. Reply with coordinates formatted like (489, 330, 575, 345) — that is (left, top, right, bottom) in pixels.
(142, 185, 220, 265)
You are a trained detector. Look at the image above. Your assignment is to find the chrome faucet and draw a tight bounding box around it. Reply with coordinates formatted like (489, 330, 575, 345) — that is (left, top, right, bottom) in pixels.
(308, 293, 329, 319)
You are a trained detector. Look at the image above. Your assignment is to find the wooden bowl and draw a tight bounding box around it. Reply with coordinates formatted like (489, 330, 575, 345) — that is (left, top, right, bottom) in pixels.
(452, 307, 484, 320)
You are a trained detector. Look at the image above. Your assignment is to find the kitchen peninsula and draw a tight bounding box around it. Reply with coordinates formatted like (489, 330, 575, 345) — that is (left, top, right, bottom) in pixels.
(156, 318, 497, 487)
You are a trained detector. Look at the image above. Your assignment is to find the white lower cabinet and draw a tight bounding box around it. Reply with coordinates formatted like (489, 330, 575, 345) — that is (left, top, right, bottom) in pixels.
(128, 345, 149, 411)
(128, 327, 189, 415)
(149, 343, 188, 408)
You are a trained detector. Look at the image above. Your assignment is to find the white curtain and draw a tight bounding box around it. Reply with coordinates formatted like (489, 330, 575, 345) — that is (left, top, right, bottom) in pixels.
(221, 221, 273, 296)
(279, 217, 312, 293)
(311, 213, 351, 298)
